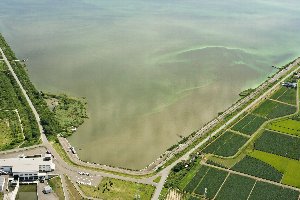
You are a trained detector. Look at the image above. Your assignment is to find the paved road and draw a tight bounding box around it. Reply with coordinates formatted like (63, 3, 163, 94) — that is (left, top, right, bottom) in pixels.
(2, 45, 300, 200)
(0, 47, 156, 198)
(152, 58, 300, 199)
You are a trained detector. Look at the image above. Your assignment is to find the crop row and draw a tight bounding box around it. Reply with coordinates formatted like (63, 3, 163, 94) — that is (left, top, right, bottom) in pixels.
(215, 174, 255, 200)
(254, 130, 300, 160)
(253, 99, 296, 119)
(270, 86, 297, 105)
(203, 131, 249, 157)
(231, 156, 282, 182)
(268, 119, 300, 137)
(248, 181, 299, 200)
(231, 113, 267, 135)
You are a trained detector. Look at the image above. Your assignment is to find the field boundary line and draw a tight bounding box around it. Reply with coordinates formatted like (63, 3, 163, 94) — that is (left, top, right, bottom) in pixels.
(212, 172, 230, 200)
(264, 128, 300, 139)
(246, 180, 257, 200)
(192, 166, 211, 194)
(229, 129, 251, 138)
(269, 98, 296, 107)
(203, 162, 300, 192)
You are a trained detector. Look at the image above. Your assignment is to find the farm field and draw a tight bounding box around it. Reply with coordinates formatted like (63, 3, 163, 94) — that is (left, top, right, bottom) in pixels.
(184, 166, 228, 199)
(249, 150, 300, 188)
(214, 174, 255, 200)
(248, 181, 299, 200)
(270, 86, 297, 105)
(254, 130, 300, 160)
(253, 99, 296, 119)
(231, 113, 267, 135)
(268, 119, 300, 137)
(231, 156, 282, 182)
(0, 65, 40, 149)
(203, 131, 248, 157)
(193, 167, 228, 199)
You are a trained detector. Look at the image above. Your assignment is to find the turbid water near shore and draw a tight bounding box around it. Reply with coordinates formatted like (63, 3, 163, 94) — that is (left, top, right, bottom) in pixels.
(1, 0, 300, 169)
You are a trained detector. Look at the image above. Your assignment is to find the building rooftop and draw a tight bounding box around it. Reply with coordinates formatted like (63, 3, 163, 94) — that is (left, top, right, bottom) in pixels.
(0, 156, 55, 172)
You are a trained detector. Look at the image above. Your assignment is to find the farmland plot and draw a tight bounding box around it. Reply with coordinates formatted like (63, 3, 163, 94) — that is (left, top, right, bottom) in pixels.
(203, 131, 248, 157)
(270, 87, 297, 105)
(253, 100, 296, 119)
(254, 130, 300, 160)
(184, 166, 210, 193)
(268, 119, 300, 137)
(193, 167, 228, 199)
(231, 156, 282, 182)
(231, 114, 267, 135)
(215, 174, 255, 200)
(248, 181, 299, 200)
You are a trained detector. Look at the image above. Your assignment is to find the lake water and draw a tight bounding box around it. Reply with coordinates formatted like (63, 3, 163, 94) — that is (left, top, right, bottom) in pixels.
(1, 0, 300, 169)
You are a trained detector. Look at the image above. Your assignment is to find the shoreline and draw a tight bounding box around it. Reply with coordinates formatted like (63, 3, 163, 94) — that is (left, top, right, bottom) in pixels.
(60, 56, 300, 173)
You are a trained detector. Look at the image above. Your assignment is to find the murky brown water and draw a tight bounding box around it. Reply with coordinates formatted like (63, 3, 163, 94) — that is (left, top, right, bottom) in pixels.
(1, 0, 300, 169)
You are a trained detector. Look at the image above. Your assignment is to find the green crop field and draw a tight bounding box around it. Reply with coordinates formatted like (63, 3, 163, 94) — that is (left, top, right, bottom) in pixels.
(268, 119, 300, 137)
(231, 156, 282, 182)
(0, 65, 40, 149)
(249, 150, 300, 188)
(253, 99, 296, 119)
(270, 86, 297, 105)
(193, 167, 228, 199)
(254, 130, 300, 160)
(215, 174, 255, 200)
(248, 181, 299, 200)
(203, 131, 249, 157)
(231, 114, 267, 135)
(184, 165, 210, 193)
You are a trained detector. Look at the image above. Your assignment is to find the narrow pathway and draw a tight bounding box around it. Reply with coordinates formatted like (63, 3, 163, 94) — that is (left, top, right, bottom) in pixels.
(246, 180, 257, 200)
(269, 98, 296, 107)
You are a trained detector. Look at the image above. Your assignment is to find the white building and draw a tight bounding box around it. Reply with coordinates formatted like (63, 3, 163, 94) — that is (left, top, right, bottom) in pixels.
(0, 155, 55, 181)
(0, 176, 5, 192)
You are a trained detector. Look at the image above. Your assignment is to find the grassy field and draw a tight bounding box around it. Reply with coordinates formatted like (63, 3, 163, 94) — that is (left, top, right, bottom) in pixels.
(232, 156, 282, 182)
(0, 111, 23, 150)
(253, 99, 296, 119)
(268, 119, 300, 137)
(270, 86, 297, 105)
(254, 130, 300, 160)
(248, 181, 299, 200)
(44, 93, 88, 136)
(48, 176, 65, 200)
(203, 131, 249, 157)
(79, 177, 155, 200)
(231, 113, 267, 135)
(64, 175, 85, 200)
(16, 184, 37, 200)
(0, 63, 40, 149)
(249, 150, 300, 188)
(215, 174, 255, 200)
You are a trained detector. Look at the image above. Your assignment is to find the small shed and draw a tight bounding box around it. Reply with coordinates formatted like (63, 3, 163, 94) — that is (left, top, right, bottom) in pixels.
(43, 185, 52, 194)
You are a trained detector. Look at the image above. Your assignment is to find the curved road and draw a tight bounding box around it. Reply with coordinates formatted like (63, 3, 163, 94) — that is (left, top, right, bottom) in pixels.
(2, 46, 300, 199)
